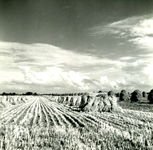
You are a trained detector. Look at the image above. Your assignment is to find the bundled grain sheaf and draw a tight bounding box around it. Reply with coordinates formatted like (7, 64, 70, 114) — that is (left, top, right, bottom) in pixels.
(98, 97, 105, 112)
(79, 95, 88, 109)
(131, 90, 142, 102)
(102, 95, 112, 112)
(63, 96, 69, 105)
(87, 93, 123, 112)
(69, 97, 74, 106)
(75, 96, 82, 107)
(50, 93, 122, 112)
(119, 90, 129, 101)
(108, 96, 122, 112)
(92, 97, 101, 112)
(148, 89, 153, 104)
(72, 96, 79, 106)
(83, 96, 95, 112)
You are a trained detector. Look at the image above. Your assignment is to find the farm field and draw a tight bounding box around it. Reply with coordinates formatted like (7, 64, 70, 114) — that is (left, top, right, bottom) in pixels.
(0, 95, 153, 150)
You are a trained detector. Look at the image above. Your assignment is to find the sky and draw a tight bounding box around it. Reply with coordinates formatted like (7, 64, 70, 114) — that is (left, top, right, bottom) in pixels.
(0, 0, 153, 94)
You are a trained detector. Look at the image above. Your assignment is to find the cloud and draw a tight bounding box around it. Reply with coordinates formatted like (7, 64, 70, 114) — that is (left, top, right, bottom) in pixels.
(0, 41, 153, 93)
(143, 61, 153, 85)
(118, 56, 135, 61)
(90, 14, 153, 50)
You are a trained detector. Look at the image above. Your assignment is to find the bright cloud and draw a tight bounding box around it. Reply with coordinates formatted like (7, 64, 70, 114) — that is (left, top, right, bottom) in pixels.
(0, 41, 153, 93)
(144, 61, 153, 85)
(90, 14, 153, 50)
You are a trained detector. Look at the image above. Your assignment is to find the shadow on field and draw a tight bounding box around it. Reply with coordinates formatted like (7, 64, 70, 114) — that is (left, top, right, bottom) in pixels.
(118, 101, 153, 112)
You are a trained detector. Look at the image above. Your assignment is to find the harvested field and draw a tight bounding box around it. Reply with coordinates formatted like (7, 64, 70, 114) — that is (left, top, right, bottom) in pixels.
(0, 95, 153, 149)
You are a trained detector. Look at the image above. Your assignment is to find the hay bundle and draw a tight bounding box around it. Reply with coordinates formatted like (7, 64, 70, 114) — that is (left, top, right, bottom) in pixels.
(67, 96, 72, 106)
(83, 96, 95, 112)
(62, 96, 67, 103)
(59, 96, 65, 103)
(66, 93, 123, 112)
(79, 95, 89, 108)
(51, 96, 58, 102)
(108, 96, 122, 112)
(83, 95, 122, 112)
(102, 95, 112, 112)
(69, 97, 75, 106)
(72, 96, 79, 106)
(97, 96, 105, 112)
(90, 97, 100, 112)
(75, 96, 82, 107)
(57, 96, 62, 103)
(148, 89, 153, 104)
(63, 96, 69, 105)
(56, 96, 59, 102)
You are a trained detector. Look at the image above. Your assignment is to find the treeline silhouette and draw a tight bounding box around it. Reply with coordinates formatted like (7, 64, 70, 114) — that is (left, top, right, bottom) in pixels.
(1, 92, 38, 96)
(1, 89, 153, 104)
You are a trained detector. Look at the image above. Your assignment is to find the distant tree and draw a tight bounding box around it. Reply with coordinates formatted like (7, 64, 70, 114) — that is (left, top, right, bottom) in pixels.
(119, 90, 129, 101)
(130, 89, 142, 102)
(2, 92, 6, 95)
(25, 92, 33, 95)
(148, 89, 153, 104)
(11, 92, 16, 95)
(33, 92, 37, 95)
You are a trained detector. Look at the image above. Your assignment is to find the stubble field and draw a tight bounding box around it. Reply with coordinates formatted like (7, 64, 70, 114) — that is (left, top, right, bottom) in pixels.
(0, 95, 153, 150)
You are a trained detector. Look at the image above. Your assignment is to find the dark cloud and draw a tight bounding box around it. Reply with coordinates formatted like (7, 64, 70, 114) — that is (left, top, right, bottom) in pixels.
(0, 1, 153, 93)
(0, 0, 153, 51)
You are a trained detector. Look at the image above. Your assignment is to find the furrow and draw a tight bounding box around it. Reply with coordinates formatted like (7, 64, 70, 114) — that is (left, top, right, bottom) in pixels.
(40, 101, 51, 127)
(54, 106, 99, 127)
(32, 98, 39, 126)
(52, 106, 87, 127)
(42, 103, 62, 126)
(62, 113, 79, 127)
(40, 103, 57, 126)
(1, 101, 35, 124)
(43, 103, 71, 127)
(19, 99, 38, 126)
(50, 105, 99, 127)
(35, 100, 41, 126)
(40, 97, 65, 126)
(18, 97, 38, 124)
(85, 114, 126, 130)
(27, 98, 38, 126)
(11, 105, 32, 125)
(37, 99, 48, 126)
(0, 100, 35, 120)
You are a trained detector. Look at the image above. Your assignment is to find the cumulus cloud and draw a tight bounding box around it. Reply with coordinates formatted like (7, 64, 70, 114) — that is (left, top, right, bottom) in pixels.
(118, 56, 135, 61)
(0, 41, 153, 93)
(90, 14, 153, 50)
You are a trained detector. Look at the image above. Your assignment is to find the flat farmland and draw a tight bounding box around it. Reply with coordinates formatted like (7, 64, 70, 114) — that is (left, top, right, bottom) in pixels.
(0, 95, 153, 150)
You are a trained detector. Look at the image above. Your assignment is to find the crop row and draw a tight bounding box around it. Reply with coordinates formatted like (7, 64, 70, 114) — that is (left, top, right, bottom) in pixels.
(0, 97, 105, 128)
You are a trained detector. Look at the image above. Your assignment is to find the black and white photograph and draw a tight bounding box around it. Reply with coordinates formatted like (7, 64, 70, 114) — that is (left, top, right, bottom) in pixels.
(0, 0, 153, 149)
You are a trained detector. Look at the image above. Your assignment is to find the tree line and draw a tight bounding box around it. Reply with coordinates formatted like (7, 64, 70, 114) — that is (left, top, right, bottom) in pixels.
(1, 89, 153, 104)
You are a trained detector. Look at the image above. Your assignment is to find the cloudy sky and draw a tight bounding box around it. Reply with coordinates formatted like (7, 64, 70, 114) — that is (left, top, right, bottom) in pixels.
(0, 0, 153, 94)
